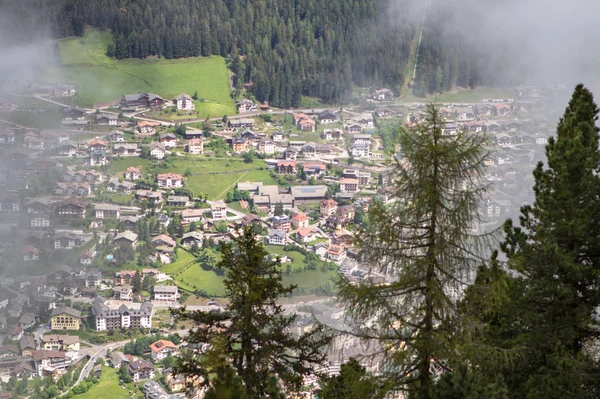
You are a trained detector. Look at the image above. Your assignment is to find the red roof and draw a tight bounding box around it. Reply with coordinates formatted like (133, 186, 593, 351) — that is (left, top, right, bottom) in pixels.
(277, 160, 296, 167)
(321, 199, 338, 207)
(22, 245, 39, 255)
(297, 227, 315, 237)
(327, 244, 345, 255)
(138, 120, 160, 127)
(156, 173, 183, 180)
(292, 213, 308, 221)
(149, 340, 177, 353)
(340, 178, 359, 184)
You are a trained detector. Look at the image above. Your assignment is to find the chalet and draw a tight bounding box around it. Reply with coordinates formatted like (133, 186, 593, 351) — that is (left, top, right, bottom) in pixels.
(121, 92, 165, 109)
(166, 195, 189, 207)
(187, 138, 203, 154)
(282, 147, 298, 161)
(153, 287, 180, 304)
(174, 93, 195, 110)
(29, 214, 51, 228)
(152, 234, 177, 249)
(297, 117, 316, 132)
(259, 101, 270, 111)
(80, 249, 96, 266)
(229, 118, 256, 128)
(318, 110, 338, 124)
(113, 143, 140, 156)
(58, 200, 86, 218)
(149, 340, 177, 362)
(157, 133, 176, 149)
(340, 178, 359, 193)
(302, 162, 326, 176)
(95, 203, 121, 219)
(272, 215, 291, 231)
(53, 232, 85, 250)
(455, 107, 476, 121)
(62, 106, 87, 125)
(291, 213, 309, 229)
(85, 149, 108, 166)
(114, 270, 137, 286)
(22, 246, 39, 261)
(301, 143, 316, 157)
(351, 144, 371, 158)
(272, 131, 286, 142)
(0, 130, 15, 144)
(149, 142, 166, 159)
(114, 231, 138, 248)
(337, 205, 356, 222)
(184, 130, 203, 140)
(345, 124, 363, 133)
(128, 359, 155, 382)
(231, 137, 248, 153)
(96, 114, 118, 126)
(181, 209, 205, 223)
(114, 286, 133, 301)
(371, 88, 393, 101)
(156, 173, 183, 188)
(475, 104, 494, 117)
(137, 121, 160, 135)
(277, 160, 297, 174)
(296, 227, 317, 243)
(495, 104, 512, 116)
(258, 139, 275, 155)
(496, 133, 512, 147)
(268, 229, 287, 246)
(107, 179, 134, 194)
(322, 129, 342, 141)
(236, 99, 257, 113)
(107, 131, 125, 142)
(327, 244, 347, 263)
(320, 199, 338, 216)
(124, 167, 142, 181)
(211, 200, 227, 220)
(181, 231, 204, 247)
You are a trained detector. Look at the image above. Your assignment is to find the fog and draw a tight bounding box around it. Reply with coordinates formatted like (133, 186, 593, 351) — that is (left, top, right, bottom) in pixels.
(399, 0, 600, 99)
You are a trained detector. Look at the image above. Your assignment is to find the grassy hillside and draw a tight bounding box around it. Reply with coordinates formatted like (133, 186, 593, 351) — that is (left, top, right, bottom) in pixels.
(43, 29, 236, 117)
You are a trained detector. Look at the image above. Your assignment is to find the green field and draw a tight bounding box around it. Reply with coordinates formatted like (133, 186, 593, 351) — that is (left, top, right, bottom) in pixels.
(44, 29, 236, 117)
(108, 157, 151, 175)
(163, 157, 278, 200)
(71, 367, 132, 399)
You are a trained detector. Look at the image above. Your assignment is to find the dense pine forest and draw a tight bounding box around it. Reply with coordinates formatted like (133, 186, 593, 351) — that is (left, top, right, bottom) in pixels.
(4, 0, 514, 107)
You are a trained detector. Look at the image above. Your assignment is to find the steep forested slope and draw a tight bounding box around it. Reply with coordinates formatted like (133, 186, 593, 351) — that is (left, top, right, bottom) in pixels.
(2, 0, 512, 107)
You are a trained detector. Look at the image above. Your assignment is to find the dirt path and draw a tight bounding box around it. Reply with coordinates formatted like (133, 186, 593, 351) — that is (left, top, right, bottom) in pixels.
(212, 170, 248, 201)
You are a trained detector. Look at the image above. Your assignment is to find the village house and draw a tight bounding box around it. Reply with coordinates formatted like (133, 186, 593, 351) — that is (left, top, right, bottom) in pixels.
(22, 246, 39, 261)
(62, 106, 87, 126)
(236, 99, 257, 113)
(152, 234, 177, 249)
(137, 120, 160, 135)
(318, 110, 338, 124)
(475, 104, 494, 117)
(277, 160, 297, 174)
(29, 214, 51, 229)
(268, 229, 287, 246)
(53, 232, 85, 250)
(320, 199, 338, 217)
(302, 162, 327, 176)
(128, 359, 155, 382)
(107, 131, 125, 142)
(124, 167, 142, 181)
(149, 340, 177, 362)
(296, 227, 317, 243)
(181, 209, 205, 223)
(258, 139, 275, 155)
(57, 199, 86, 218)
(41, 335, 80, 352)
(231, 137, 248, 153)
(50, 307, 81, 330)
(114, 270, 137, 286)
(327, 244, 347, 263)
(156, 173, 183, 188)
(85, 270, 103, 288)
(114, 231, 138, 248)
(229, 118, 256, 129)
(159, 133, 178, 148)
(114, 286, 133, 301)
(322, 129, 342, 141)
(297, 117, 316, 132)
(211, 200, 228, 220)
(272, 131, 285, 142)
(187, 138, 203, 154)
(291, 185, 328, 203)
(0, 130, 15, 144)
(96, 113, 118, 126)
(113, 143, 140, 156)
(174, 93, 195, 110)
(292, 213, 309, 229)
(371, 88, 394, 101)
(272, 215, 291, 231)
(149, 142, 166, 159)
(340, 178, 360, 193)
(86, 149, 108, 167)
(153, 286, 180, 303)
(454, 107, 476, 121)
(166, 195, 189, 207)
(181, 231, 204, 247)
(495, 104, 512, 116)
(95, 203, 121, 219)
(121, 92, 164, 109)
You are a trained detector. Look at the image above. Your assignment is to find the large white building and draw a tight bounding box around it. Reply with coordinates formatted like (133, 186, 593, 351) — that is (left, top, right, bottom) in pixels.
(153, 286, 180, 303)
(91, 297, 152, 331)
(174, 94, 195, 110)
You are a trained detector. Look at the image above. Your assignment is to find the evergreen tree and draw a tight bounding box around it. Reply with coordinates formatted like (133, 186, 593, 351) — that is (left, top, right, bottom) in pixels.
(132, 271, 142, 293)
(463, 84, 600, 398)
(273, 203, 284, 217)
(318, 358, 386, 399)
(337, 104, 489, 398)
(173, 226, 330, 398)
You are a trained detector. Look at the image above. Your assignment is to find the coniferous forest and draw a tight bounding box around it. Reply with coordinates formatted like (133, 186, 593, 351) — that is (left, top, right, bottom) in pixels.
(3, 0, 517, 108)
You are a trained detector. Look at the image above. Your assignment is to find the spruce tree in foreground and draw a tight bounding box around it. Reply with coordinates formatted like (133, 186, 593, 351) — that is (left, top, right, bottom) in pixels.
(462, 84, 600, 398)
(173, 226, 330, 398)
(337, 104, 489, 399)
